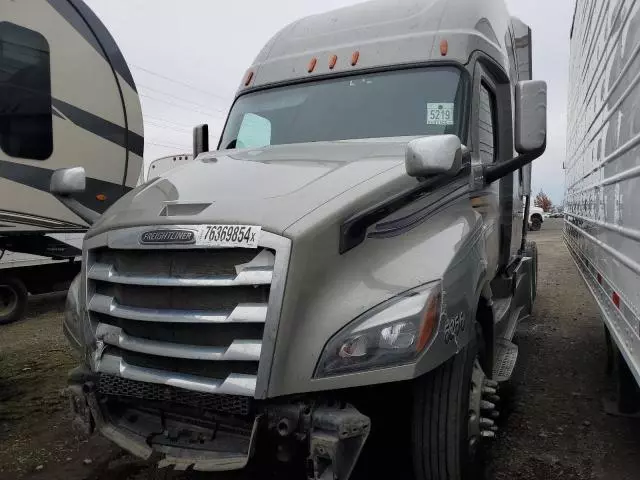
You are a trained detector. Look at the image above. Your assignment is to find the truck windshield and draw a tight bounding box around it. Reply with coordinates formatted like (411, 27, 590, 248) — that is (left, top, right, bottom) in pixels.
(219, 66, 466, 150)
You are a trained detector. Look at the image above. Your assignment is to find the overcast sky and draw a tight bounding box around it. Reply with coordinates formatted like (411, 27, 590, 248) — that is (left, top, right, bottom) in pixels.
(85, 0, 574, 204)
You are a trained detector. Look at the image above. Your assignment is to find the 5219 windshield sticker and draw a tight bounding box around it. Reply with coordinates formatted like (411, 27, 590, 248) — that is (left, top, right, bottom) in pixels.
(427, 103, 455, 125)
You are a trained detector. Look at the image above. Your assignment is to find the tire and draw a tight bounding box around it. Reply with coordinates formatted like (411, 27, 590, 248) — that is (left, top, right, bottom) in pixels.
(530, 216, 542, 231)
(412, 330, 482, 480)
(0, 276, 28, 325)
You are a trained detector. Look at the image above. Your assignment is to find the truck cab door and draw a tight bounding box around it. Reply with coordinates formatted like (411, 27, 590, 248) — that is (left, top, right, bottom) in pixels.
(0, 0, 143, 234)
(471, 60, 517, 273)
(470, 65, 502, 276)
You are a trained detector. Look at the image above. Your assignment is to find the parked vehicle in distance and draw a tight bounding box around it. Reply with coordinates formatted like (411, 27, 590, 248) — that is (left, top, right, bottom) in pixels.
(59, 1, 547, 478)
(529, 204, 544, 230)
(0, 0, 144, 323)
(564, 0, 640, 416)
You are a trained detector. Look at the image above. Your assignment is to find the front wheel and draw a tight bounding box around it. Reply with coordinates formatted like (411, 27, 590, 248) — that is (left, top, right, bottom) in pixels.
(411, 329, 497, 480)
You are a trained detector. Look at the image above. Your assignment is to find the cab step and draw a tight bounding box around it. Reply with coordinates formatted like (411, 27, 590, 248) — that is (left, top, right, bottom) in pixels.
(493, 339, 518, 382)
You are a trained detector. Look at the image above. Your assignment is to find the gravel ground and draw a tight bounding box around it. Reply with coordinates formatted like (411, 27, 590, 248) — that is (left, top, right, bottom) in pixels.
(1, 218, 639, 479)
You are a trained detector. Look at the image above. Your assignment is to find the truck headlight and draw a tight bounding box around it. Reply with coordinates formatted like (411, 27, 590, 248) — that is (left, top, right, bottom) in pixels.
(315, 281, 441, 377)
(63, 274, 84, 356)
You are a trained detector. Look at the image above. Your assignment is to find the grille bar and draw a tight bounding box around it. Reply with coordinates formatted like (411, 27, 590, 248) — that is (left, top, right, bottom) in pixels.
(98, 353, 257, 396)
(96, 323, 262, 361)
(88, 262, 273, 287)
(88, 293, 268, 323)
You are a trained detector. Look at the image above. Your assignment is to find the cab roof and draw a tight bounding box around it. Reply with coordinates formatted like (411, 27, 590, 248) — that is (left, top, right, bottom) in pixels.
(239, 0, 522, 93)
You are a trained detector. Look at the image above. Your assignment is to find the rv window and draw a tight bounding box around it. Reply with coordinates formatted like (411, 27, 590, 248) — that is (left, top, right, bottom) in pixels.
(478, 83, 496, 164)
(0, 22, 53, 160)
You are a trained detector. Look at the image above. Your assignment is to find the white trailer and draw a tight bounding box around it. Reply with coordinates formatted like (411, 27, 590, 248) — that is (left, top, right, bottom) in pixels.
(565, 0, 640, 414)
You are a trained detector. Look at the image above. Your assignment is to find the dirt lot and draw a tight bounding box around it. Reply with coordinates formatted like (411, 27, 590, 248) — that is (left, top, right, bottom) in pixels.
(1, 218, 639, 479)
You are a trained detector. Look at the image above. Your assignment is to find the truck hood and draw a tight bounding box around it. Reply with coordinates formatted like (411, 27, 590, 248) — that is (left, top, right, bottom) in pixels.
(89, 139, 411, 237)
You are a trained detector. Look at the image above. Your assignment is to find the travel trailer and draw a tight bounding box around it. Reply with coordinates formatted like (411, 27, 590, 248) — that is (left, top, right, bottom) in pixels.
(0, 0, 143, 322)
(61, 0, 547, 478)
(0, 0, 143, 233)
(565, 0, 640, 416)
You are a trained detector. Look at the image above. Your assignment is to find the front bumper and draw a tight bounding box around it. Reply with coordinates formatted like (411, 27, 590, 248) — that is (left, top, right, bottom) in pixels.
(66, 366, 370, 478)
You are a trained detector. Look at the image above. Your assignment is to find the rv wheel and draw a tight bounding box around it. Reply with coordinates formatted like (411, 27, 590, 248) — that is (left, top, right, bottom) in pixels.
(412, 325, 490, 480)
(0, 277, 28, 325)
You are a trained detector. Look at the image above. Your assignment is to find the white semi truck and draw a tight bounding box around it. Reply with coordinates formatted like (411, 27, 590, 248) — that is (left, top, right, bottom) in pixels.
(565, 0, 640, 415)
(58, 0, 547, 478)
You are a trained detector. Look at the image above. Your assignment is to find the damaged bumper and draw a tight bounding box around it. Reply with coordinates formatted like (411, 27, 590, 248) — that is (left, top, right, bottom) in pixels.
(66, 366, 370, 478)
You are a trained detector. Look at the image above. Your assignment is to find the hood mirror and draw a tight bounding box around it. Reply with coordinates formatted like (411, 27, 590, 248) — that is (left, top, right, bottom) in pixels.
(50, 167, 99, 225)
(405, 135, 464, 178)
(50, 167, 86, 195)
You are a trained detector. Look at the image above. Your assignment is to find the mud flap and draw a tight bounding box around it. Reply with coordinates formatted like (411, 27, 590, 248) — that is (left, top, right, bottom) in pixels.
(308, 406, 371, 480)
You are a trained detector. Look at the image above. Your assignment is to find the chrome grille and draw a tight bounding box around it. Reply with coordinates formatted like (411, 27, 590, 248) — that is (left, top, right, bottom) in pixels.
(84, 227, 290, 399)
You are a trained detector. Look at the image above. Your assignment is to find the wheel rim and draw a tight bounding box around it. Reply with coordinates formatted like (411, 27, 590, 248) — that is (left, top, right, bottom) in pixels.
(467, 358, 500, 457)
(0, 285, 18, 317)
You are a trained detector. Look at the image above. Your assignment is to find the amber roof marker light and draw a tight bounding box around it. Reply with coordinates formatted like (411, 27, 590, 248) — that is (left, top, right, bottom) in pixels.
(440, 39, 448, 56)
(308, 57, 317, 73)
(351, 51, 360, 66)
(329, 54, 338, 69)
(244, 70, 254, 86)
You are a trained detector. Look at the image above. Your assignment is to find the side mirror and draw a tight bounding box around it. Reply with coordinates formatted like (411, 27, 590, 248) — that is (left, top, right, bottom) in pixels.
(50, 167, 86, 195)
(405, 135, 463, 178)
(193, 124, 209, 158)
(484, 80, 547, 185)
(515, 80, 547, 153)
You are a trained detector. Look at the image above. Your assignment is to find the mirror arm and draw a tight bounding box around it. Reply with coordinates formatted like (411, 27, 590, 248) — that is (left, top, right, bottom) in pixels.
(54, 195, 100, 225)
(484, 141, 546, 184)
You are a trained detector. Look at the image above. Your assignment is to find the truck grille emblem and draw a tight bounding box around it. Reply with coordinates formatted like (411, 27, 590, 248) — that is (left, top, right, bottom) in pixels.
(139, 229, 195, 244)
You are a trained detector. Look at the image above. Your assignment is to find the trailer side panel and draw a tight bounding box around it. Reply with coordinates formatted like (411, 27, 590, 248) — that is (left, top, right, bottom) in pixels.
(565, 0, 640, 385)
